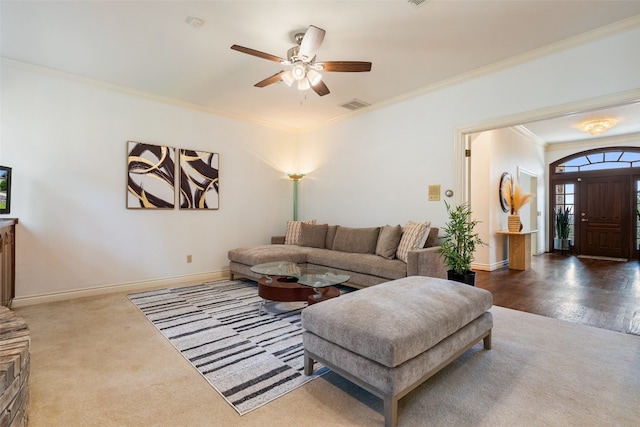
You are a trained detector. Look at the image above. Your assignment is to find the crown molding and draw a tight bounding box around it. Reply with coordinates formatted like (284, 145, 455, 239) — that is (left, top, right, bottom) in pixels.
(302, 14, 640, 133)
(4, 13, 640, 135)
(511, 126, 547, 148)
(0, 57, 302, 135)
(545, 131, 640, 152)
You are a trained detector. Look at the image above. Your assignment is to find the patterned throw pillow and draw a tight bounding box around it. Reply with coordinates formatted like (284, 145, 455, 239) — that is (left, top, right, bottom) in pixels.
(284, 219, 317, 245)
(395, 221, 432, 263)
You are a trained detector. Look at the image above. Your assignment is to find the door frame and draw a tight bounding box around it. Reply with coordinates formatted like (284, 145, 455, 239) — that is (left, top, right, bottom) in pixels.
(549, 154, 640, 259)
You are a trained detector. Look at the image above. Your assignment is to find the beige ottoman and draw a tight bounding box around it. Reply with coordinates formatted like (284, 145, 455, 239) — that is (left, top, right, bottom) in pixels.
(302, 276, 493, 427)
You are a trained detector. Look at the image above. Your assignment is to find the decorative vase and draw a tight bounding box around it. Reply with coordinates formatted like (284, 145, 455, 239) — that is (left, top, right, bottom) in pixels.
(508, 215, 521, 232)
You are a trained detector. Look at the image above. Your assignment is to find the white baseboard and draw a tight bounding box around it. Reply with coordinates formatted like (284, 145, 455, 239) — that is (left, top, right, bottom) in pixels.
(11, 270, 232, 308)
(471, 260, 509, 272)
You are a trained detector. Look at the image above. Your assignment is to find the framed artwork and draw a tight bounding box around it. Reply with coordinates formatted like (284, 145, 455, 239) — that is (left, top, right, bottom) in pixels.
(499, 172, 511, 213)
(179, 149, 219, 210)
(0, 166, 12, 214)
(127, 141, 176, 209)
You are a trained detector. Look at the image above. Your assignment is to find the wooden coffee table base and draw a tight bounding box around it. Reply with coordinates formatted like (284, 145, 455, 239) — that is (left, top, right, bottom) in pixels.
(308, 286, 341, 305)
(257, 276, 340, 312)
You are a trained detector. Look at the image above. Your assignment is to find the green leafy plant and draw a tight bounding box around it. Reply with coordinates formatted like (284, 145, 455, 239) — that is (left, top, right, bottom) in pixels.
(438, 201, 486, 275)
(555, 207, 571, 240)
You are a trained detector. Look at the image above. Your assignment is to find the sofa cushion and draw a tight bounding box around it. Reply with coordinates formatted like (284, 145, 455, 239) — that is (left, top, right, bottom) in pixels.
(228, 245, 312, 265)
(325, 225, 338, 249)
(375, 224, 403, 259)
(332, 226, 381, 254)
(396, 221, 431, 262)
(424, 227, 439, 248)
(284, 219, 316, 245)
(302, 276, 493, 368)
(307, 249, 407, 280)
(298, 223, 328, 249)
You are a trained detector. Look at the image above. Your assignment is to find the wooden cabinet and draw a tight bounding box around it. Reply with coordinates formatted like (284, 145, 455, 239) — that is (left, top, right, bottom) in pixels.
(0, 219, 17, 307)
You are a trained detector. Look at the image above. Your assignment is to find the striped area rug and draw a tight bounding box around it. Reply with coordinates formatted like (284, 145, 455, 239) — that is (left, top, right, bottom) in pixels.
(127, 279, 328, 415)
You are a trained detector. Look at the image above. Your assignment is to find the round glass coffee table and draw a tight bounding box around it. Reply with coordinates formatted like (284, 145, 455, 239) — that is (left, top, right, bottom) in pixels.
(250, 262, 350, 313)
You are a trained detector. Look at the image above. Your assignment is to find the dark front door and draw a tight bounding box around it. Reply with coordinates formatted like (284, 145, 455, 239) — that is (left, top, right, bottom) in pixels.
(578, 175, 630, 259)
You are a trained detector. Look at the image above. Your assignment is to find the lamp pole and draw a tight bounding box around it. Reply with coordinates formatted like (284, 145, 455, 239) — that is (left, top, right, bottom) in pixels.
(288, 174, 305, 220)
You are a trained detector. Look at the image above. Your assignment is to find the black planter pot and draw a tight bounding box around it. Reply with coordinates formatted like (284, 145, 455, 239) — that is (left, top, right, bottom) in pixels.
(447, 270, 476, 286)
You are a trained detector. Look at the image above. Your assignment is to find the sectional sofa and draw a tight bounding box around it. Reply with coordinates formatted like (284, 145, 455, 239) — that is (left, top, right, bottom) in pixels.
(228, 220, 448, 288)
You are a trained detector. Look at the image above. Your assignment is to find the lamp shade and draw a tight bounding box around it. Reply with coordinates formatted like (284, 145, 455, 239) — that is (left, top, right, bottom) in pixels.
(281, 71, 294, 86)
(307, 69, 322, 86)
(297, 78, 310, 91)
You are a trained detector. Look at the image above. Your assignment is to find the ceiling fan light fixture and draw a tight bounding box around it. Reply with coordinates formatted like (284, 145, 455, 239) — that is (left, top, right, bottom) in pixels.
(298, 78, 311, 91)
(281, 71, 294, 86)
(577, 118, 618, 135)
(292, 63, 306, 80)
(307, 69, 322, 86)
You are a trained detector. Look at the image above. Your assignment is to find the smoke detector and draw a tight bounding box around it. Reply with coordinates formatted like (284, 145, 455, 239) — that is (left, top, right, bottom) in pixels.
(185, 17, 205, 28)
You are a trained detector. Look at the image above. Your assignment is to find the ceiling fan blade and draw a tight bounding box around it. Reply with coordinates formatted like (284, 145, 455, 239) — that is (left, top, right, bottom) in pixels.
(254, 71, 287, 88)
(312, 80, 330, 96)
(318, 61, 372, 72)
(298, 25, 326, 62)
(230, 45, 285, 63)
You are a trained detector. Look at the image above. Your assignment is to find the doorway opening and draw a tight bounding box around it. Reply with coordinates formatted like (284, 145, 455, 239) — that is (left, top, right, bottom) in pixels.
(549, 147, 640, 260)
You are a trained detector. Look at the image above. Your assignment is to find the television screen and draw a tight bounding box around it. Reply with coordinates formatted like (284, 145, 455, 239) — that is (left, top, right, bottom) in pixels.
(0, 166, 12, 214)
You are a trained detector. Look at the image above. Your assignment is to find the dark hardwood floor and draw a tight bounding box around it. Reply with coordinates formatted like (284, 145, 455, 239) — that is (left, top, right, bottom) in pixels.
(475, 252, 640, 334)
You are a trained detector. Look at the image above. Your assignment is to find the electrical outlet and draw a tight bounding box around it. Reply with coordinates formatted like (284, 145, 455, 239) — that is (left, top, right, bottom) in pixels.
(186, 255, 192, 263)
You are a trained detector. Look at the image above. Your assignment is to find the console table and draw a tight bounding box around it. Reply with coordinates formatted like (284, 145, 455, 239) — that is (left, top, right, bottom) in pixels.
(497, 230, 536, 270)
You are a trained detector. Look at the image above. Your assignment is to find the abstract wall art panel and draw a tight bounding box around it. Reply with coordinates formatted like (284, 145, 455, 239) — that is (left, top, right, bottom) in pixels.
(179, 149, 219, 210)
(127, 141, 176, 209)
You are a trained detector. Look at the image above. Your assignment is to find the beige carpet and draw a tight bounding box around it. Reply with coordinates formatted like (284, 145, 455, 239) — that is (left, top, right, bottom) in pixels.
(16, 290, 640, 426)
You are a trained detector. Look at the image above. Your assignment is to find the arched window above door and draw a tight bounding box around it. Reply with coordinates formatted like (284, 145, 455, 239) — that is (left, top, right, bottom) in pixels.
(553, 147, 640, 173)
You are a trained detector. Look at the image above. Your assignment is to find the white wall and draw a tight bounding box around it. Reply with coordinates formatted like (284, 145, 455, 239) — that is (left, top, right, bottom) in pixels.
(0, 62, 298, 300)
(470, 128, 545, 270)
(299, 26, 640, 251)
(2, 25, 640, 301)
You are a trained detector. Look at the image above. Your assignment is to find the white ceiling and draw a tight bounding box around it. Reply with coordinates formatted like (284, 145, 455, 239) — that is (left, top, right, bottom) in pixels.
(2, 0, 640, 137)
(521, 101, 640, 144)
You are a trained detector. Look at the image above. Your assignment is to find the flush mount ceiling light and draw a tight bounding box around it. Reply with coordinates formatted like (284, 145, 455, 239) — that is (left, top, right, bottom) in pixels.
(577, 118, 619, 135)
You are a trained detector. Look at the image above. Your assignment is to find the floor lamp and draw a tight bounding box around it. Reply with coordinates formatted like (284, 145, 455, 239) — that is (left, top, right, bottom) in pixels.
(288, 174, 305, 220)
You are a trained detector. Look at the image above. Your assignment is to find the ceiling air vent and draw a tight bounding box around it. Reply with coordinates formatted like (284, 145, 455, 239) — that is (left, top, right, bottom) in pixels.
(340, 99, 371, 111)
(408, 0, 428, 5)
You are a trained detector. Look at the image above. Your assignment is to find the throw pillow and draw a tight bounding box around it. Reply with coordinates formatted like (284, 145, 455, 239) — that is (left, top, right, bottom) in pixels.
(424, 227, 439, 248)
(332, 226, 381, 254)
(396, 221, 432, 263)
(375, 224, 403, 259)
(298, 223, 328, 249)
(284, 219, 317, 245)
(325, 225, 338, 249)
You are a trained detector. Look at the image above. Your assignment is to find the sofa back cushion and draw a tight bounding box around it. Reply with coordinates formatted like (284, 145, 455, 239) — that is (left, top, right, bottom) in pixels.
(375, 224, 403, 259)
(284, 219, 316, 245)
(298, 223, 328, 249)
(325, 225, 338, 250)
(424, 227, 439, 248)
(332, 226, 381, 254)
(396, 221, 431, 262)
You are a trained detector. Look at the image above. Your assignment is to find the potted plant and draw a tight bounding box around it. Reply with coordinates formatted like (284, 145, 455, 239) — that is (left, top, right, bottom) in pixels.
(554, 206, 571, 251)
(438, 201, 486, 286)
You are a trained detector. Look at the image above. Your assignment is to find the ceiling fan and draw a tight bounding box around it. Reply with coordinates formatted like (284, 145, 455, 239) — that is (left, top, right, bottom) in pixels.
(230, 25, 372, 97)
